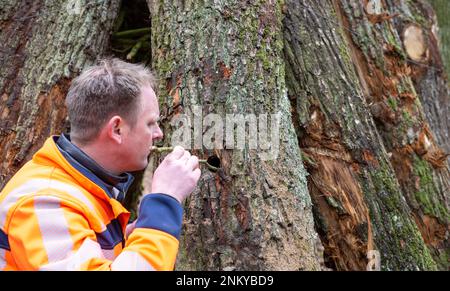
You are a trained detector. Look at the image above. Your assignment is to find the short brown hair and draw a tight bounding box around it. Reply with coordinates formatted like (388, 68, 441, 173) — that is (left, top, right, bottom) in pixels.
(65, 58, 156, 144)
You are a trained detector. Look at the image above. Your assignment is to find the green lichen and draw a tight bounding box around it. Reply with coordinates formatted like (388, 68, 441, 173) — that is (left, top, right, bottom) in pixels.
(338, 36, 352, 69)
(355, 25, 372, 61)
(387, 96, 398, 111)
(256, 50, 271, 71)
(434, 249, 449, 270)
(325, 196, 346, 215)
(366, 160, 438, 270)
(393, 223, 437, 270)
(406, 1, 428, 28)
(371, 165, 401, 211)
(402, 110, 414, 127)
(385, 30, 407, 60)
(413, 156, 450, 222)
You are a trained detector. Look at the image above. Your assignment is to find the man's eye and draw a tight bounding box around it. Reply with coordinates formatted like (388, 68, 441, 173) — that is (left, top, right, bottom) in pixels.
(148, 119, 160, 127)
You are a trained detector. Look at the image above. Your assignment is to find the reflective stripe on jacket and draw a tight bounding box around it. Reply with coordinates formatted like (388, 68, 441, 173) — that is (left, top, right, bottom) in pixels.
(0, 136, 182, 270)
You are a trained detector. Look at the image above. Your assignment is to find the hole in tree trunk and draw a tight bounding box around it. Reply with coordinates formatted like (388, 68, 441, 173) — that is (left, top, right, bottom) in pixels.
(207, 155, 221, 170)
(111, 0, 151, 65)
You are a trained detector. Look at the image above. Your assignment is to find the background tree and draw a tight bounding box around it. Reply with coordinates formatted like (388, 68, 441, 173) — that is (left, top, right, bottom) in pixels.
(0, 0, 121, 189)
(429, 0, 450, 79)
(284, 0, 438, 270)
(337, 0, 449, 269)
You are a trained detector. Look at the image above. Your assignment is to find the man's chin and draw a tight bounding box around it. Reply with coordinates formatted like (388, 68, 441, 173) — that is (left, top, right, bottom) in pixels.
(126, 161, 148, 173)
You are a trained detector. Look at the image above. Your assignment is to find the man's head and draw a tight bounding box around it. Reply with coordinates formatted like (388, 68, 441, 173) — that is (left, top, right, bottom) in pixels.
(65, 58, 163, 173)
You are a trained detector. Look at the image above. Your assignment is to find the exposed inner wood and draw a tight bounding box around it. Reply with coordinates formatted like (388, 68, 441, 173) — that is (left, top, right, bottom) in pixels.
(403, 25, 429, 62)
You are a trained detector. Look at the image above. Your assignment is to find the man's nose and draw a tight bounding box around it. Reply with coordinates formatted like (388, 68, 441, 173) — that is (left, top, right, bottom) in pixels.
(153, 125, 163, 141)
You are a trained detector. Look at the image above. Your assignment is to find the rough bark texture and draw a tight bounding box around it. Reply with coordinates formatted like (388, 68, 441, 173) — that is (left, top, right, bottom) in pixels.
(385, 0, 449, 164)
(284, 0, 437, 270)
(1, 0, 447, 271)
(149, 0, 322, 270)
(429, 0, 450, 79)
(337, 0, 449, 269)
(0, 0, 121, 189)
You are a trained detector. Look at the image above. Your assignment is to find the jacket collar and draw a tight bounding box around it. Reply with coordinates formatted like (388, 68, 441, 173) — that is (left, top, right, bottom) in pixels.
(56, 134, 131, 186)
(46, 134, 134, 203)
(32, 136, 131, 220)
(55, 134, 135, 203)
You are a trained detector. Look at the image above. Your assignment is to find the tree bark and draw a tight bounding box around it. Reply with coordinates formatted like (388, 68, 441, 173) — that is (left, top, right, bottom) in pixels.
(336, 0, 449, 269)
(1, 0, 448, 271)
(385, 0, 450, 164)
(0, 0, 121, 189)
(148, 0, 322, 270)
(284, 0, 437, 270)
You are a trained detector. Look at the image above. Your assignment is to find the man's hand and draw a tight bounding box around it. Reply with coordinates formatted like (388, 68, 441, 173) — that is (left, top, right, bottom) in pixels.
(151, 146, 201, 203)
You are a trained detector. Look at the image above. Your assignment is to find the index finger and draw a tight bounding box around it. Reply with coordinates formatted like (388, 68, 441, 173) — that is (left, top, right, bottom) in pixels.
(168, 145, 185, 160)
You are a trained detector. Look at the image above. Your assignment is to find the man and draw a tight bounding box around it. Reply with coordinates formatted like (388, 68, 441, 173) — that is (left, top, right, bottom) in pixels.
(0, 58, 200, 270)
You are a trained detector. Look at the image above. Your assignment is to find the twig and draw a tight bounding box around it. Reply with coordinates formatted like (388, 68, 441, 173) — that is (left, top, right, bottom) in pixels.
(113, 28, 151, 39)
(126, 34, 149, 60)
(150, 146, 220, 172)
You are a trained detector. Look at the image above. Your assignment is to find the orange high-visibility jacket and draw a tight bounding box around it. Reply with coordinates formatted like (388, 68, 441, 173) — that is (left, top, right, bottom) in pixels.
(0, 135, 182, 270)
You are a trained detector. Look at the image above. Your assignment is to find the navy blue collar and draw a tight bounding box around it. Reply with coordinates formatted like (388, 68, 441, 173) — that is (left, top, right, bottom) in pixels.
(54, 134, 134, 202)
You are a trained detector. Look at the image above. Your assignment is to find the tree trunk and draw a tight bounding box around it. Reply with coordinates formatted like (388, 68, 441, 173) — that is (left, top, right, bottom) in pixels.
(0, 0, 120, 189)
(284, 0, 437, 271)
(1, 0, 448, 271)
(385, 0, 449, 164)
(148, 0, 322, 270)
(337, 0, 449, 269)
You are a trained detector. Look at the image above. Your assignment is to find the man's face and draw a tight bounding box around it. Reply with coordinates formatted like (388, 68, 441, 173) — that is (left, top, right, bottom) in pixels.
(120, 86, 163, 171)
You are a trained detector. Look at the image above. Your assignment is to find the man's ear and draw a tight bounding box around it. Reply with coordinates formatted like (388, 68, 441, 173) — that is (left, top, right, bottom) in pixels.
(106, 116, 123, 144)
